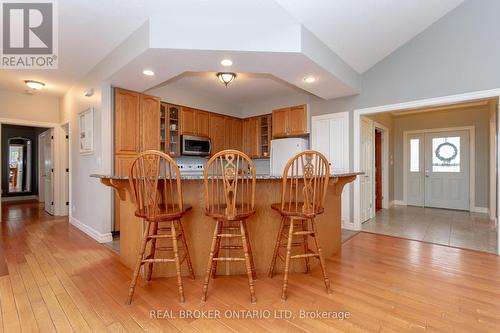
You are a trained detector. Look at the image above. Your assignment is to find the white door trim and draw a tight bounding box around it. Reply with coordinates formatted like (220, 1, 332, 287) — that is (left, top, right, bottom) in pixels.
(373, 121, 390, 212)
(402, 126, 475, 211)
(353, 88, 500, 232)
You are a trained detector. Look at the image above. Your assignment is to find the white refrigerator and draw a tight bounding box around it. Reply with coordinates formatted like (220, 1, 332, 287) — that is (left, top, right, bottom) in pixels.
(270, 138, 309, 176)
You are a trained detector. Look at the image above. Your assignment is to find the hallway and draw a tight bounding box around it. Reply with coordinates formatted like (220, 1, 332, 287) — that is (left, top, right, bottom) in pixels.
(362, 206, 498, 253)
(1, 202, 500, 332)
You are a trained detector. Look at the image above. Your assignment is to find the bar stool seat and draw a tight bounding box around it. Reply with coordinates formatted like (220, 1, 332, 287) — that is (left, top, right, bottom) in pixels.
(270, 203, 324, 218)
(205, 206, 255, 221)
(135, 204, 193, 221)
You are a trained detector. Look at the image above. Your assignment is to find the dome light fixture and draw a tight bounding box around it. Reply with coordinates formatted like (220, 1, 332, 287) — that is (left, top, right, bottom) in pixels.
(24, 80, 45, 90)
(143, 69, 155, 76)
(216, 72, 236, 87)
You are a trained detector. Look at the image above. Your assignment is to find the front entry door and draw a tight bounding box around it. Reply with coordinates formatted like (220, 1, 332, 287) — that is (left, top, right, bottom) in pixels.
(424, 131, 470, 210)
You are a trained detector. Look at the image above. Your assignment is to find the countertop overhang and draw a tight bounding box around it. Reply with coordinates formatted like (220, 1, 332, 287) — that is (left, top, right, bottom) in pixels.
(90, 172, 364, 181)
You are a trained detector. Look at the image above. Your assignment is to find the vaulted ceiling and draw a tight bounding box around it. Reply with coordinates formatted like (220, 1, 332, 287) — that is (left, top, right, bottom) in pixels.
(0, 0, 464, 99)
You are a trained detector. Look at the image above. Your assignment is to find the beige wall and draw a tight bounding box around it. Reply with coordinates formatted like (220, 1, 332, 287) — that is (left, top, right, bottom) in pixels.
(392, 106, 490, 207)
(0, 91, 60, 124)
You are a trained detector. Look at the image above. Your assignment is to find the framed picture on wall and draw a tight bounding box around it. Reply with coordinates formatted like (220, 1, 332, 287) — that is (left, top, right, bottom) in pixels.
(79, 108, 94, 154)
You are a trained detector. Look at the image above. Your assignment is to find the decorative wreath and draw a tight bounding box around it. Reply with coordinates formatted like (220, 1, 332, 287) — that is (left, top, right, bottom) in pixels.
(435, 142, 458, 164)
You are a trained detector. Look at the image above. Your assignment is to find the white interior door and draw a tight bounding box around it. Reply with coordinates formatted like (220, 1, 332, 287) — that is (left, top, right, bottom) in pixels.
(424, 131, 470, 210)
(360, 117, 373, 222)
(41, 129, 54, 215)
(407, 134, 424, 206)
(311, 112, 350, 227)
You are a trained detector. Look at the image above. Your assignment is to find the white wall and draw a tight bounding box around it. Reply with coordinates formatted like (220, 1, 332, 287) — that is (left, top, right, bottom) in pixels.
(0, 91, 60, 124)
(241, 93, 311, 117)
(146, 85, 242, 117)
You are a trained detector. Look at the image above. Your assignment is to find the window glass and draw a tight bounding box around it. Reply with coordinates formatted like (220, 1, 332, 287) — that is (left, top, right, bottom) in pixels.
(432, 137, 460, 172)
(410, 139, 419, 172)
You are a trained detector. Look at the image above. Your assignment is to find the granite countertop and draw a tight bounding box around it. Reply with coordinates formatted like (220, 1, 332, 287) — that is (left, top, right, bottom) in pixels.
(90, 172, 363, 181)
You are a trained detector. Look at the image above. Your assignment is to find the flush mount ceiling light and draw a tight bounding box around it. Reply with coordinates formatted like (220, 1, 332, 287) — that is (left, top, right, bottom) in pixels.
(220, 59, 233, 66)
(143, 69, 155, 76)
(303, 76, 316, 83)
(24, 80, 45, 90)
(216, 72, 236, 87)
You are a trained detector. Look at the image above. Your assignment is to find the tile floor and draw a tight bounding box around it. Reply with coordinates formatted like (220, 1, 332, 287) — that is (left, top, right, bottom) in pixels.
(362, 206, 498, 253)
(341, 229, 359, 243)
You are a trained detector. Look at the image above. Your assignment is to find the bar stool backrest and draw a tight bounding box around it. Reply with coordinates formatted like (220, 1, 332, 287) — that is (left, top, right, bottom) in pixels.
(129, 150, 183, 221)
(280, 150, 330, 214)
(204, 150, 256, 219)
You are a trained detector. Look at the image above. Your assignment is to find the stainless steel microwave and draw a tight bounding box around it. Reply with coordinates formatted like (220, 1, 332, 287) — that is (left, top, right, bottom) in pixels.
(181, 135, 211, 156)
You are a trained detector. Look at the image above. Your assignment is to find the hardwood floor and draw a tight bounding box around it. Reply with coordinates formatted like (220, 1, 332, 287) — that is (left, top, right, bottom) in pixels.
(1, 201, 500, 332)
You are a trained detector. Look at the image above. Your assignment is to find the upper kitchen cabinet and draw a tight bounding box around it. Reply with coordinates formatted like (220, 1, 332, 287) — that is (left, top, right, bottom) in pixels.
(242, 117, 260, 158)
(272, 104, 308, 138)
(161, 103, 181, 156)
(181, 107, 210, 137)
(197, 110, 210, 137)
(225, 117, 243, 151)
(114, 88, 140, 155)
(114, 87, 161, 175)
(209, 113, 226, 154)
(140, 94, 161, 151)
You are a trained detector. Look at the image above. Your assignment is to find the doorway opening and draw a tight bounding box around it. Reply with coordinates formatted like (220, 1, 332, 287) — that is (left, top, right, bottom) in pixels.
(1, 125, 50, 204)
(0, 122, 69, 221)
(357, 98, 498, 254)
(375, 129, 383, 211)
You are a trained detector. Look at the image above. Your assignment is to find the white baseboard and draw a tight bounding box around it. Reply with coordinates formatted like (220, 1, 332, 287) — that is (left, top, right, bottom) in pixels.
(471, 206, 489, 214)
(2, 195, 38, 202)
(390, 200, 406, 207)
(70, 217, 112, 243)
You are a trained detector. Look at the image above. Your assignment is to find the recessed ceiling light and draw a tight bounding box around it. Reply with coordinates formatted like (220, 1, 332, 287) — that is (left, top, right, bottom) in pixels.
(303, 76, 316, 83)
(24, 80, 45, 90)
(143, 69, 155, 76)
(221, 59, 233, 66)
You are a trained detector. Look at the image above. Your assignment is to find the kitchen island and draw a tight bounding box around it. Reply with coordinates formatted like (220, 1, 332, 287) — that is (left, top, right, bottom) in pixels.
(92, 172, 361, 278)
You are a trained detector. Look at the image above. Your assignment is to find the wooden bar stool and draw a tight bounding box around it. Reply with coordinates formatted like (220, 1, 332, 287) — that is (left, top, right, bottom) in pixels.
(201, 150, 257, 303)
(268, 150, 331, 300)
(127, 150, 195, 304)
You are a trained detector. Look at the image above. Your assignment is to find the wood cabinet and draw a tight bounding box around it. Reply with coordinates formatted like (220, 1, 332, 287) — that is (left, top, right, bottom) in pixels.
(114, 88, 140, 155)
(140, 95, 161, 151)
(272, 104, 308, 138)
(242, 117, 260, 158)
(225, 117, 243, 151)
(181, 107, 210, 137)
(114, 88, 160, 175)
(209, 113, 226, 154)
(197, 110, 210, 137)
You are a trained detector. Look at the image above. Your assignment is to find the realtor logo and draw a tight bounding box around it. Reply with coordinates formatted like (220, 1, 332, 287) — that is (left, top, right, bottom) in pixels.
(1, 0, 58, 69)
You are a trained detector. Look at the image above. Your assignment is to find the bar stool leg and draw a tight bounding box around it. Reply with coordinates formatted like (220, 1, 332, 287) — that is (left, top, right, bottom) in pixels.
(240, 220, 257, 303)
(145, 221, 159, 281)
(171, 220, 185, 302)
(177, 219, 195, 280)
(211, 221, 222, 279)
(301, 219, 310, 273)
(311, 218, 330, 293)
(242, 220, 256, 280)
(202, 221, 220, 302)
(268, 216, 285, 278)
(281, 218, 295, 301)
(127, 221, 152, 304)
